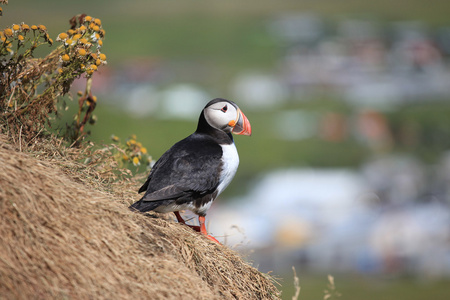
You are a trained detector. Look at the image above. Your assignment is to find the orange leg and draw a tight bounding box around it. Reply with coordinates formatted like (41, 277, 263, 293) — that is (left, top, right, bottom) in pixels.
(174, 211, 186, 224)
(198, 216, 220, 244)
(173, 211, 200, 231)
(173, 212, 220, 244)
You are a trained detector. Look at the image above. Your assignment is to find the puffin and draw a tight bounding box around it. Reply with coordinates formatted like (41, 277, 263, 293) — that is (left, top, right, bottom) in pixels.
(129, 98, 252, 243)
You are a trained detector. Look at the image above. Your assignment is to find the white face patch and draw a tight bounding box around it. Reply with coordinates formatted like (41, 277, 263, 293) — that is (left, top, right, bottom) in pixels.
(204, 101, 238, 132)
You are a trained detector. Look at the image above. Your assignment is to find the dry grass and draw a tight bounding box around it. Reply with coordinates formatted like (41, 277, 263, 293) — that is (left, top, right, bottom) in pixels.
(0, 134, 280, 299)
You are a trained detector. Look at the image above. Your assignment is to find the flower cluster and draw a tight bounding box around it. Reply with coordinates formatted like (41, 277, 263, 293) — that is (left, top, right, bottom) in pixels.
(0, 8, 108, 144)
(111, 134, 152, 169)
(56, 14, 106, 77)
(0, 22, 52, 57)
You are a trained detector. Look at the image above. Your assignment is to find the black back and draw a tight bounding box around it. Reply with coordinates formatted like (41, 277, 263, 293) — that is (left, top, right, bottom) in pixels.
(138, 132, 223, 201)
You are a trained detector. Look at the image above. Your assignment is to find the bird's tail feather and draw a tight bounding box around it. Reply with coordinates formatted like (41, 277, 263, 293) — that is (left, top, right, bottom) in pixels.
(129, 199, 160, 213)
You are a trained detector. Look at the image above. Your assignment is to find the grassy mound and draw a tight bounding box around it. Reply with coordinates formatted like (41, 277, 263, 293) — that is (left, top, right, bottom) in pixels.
(0, 134, 280, 299)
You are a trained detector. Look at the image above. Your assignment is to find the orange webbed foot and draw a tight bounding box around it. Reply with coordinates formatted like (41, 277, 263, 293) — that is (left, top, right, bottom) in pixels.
(199, 215, 221, 244)
(173, 212, 221, 244)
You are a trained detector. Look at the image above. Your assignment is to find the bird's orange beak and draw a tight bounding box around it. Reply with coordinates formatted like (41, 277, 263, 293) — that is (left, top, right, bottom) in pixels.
(231, 109, 252, 136)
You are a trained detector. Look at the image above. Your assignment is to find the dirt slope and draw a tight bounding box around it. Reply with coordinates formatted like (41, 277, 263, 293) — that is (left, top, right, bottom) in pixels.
(0, 135, 280, 299)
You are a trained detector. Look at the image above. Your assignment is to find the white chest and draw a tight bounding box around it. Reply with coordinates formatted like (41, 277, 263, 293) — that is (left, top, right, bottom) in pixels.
(216, 143, 240, 196)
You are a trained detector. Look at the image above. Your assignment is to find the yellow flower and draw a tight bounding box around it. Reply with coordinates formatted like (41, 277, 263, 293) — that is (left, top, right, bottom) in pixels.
(67, 29, 76, 35)
(21, 24, 30, 31)
(12, 24, 20, 31)
(4, 28, 13, 37)
(65, 39, 73, 46)
(61, 54, 70, 61)
(72, 34, 82, 41)
(89, 64, 98, 71)
(94, 18, 102, 26)
(98, 40, 103, 47)
(141, 147, 148, 154)
(18, 35, 24, 41)
(79, 38, 88, 45)
(58, 68, 63, 74)
(132, 156, 140, 166)
(99, 53, 106, 61)
(57, 32, 68, 41)
(77, 48, 87, 56)
(95, 59, 102, 66)
(79, 25, 87, 32)
(93, 25, 100, 32)
(31, 25, 38, 30)
(122, 154, 129, 161)
(38, 24, 47, 31)
(84, 16, 92, 22)
(111, 135, 120, 142)
(87, 95, 96, 104)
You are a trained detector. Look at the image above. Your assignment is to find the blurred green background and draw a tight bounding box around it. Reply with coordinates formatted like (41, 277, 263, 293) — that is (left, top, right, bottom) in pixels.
(3, 1, 450, 299)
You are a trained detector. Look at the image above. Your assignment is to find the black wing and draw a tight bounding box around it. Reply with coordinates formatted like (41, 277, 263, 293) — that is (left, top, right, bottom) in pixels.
(138, 133, 223, 203)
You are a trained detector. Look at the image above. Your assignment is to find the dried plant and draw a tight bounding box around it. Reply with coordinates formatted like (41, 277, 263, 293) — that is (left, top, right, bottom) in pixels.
(292, 266, 301, 300)
(110, 134, 152, 170)
(324, 274, 342, 300)
(0, 134, 281, 299)
(0, 4, 152, 180)
(0, 3, 106, 144)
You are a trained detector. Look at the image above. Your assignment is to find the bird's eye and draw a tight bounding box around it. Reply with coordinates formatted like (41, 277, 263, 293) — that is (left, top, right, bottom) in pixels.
(221, 105, 228, 113)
